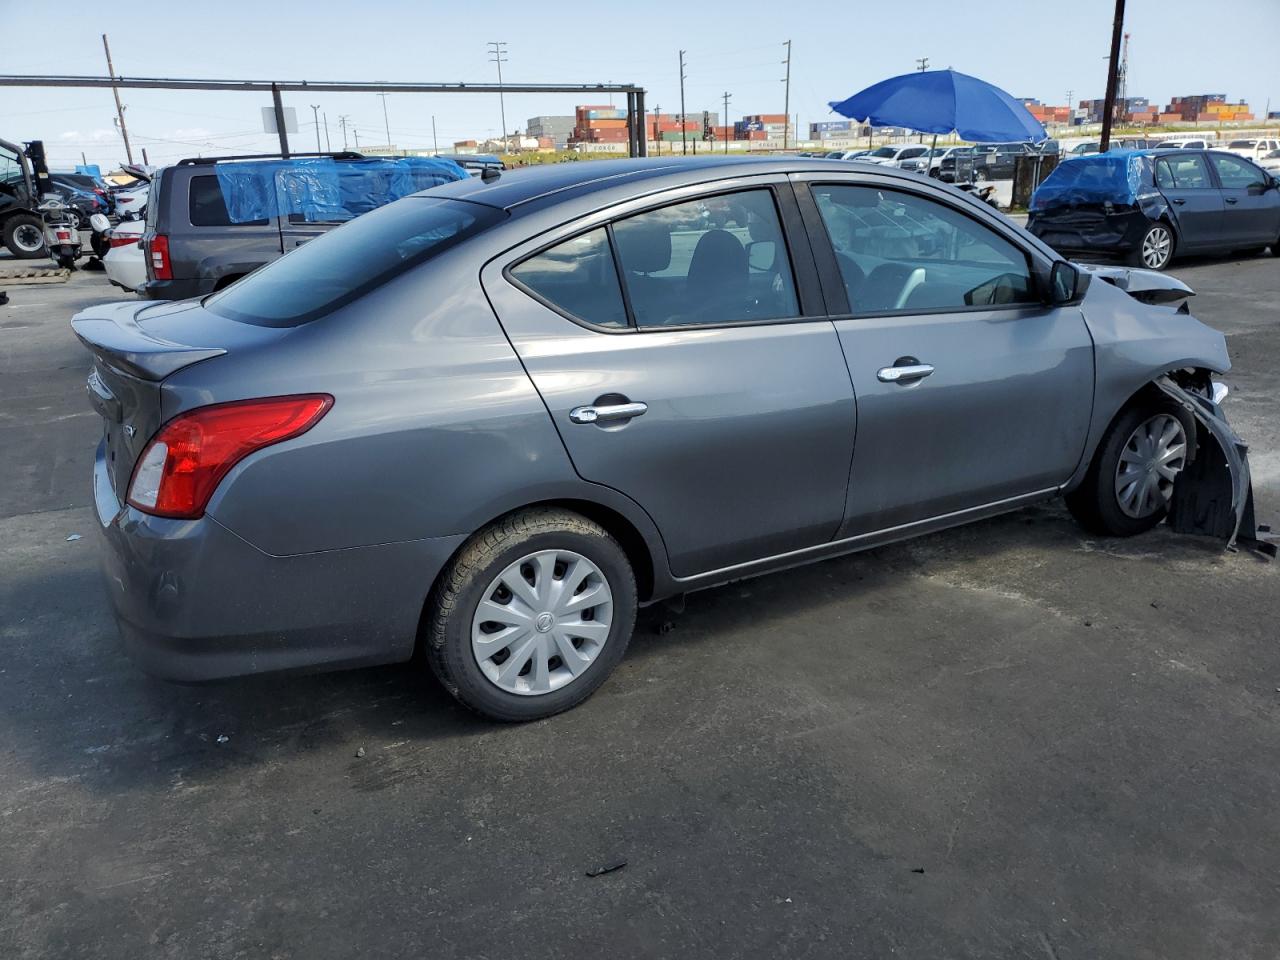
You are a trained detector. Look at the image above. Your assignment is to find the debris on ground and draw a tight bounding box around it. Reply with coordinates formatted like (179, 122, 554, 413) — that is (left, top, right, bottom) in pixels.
(585, 858, 627, 877)
(65, 534, 82, 542)
(355, 746, 366, 758)
(216, 734, 229, 744)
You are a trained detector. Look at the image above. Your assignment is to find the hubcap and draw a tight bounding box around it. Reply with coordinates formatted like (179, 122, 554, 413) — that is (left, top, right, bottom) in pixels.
(471, 549, 613, 696)
(13, 223, 44, 253)
(1141, 226, 1172, 269)
(1114, 414, 1187, 519)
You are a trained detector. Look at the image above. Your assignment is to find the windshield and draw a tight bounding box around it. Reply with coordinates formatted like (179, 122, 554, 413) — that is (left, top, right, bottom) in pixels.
(870, 147, 897, 158)
(206, 197, 504, 327)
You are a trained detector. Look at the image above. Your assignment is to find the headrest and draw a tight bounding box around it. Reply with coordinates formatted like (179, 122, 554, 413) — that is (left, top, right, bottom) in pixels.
(613, 219, 673, 274)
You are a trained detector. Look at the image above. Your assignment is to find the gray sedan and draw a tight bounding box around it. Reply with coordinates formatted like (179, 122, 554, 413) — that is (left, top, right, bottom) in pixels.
(73, 157, 1260, 720)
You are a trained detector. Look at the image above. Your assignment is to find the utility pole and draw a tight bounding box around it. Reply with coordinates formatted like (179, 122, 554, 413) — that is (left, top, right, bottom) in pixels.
(488, 42, 509, 151)
(310, 104, 322, 153)
(378, 92, 392, 150)
(652, 104, 660, 155)
(722, 92, 731, 154)
(101, 33, 133, 164)
(353, 127, 360, 150)
(338, 115, 350, 150)
(1099, 0, 1126, 151)
(916, 56, 930, 72)
(678, 50, 688, 155)
(270, 82, 289, 157)
(432, 115, 439, 155)
(781, 40, 792, 150)
(323, 111, 331, 152)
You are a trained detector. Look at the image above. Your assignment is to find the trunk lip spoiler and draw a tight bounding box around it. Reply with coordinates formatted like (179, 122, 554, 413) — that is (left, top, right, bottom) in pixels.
(71, 304, 226, 381)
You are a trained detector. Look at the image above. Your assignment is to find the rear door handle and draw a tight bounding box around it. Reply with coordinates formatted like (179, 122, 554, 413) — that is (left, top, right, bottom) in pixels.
(877, 363, 934, 384)
(1171, 198, 1186, 205)
(569, 401, 648, 424)
(1225, 197, 1238, 204)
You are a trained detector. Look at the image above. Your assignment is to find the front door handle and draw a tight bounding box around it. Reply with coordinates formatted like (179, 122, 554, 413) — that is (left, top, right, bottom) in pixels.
(1224, 197, 1238, 204)
(877, 362, 935, 384)
(569, 401, 648, 424)
(1171, 198, 1186, 205)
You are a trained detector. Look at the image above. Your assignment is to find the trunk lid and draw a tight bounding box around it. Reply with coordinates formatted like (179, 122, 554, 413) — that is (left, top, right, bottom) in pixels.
(71, 298, 280, 501)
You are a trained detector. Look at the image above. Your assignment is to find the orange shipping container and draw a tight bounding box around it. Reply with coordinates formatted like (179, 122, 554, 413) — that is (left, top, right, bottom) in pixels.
(588, 118, 628, 129)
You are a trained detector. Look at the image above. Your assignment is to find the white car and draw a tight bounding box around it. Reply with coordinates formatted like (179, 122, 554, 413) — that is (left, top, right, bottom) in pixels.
(103, 219, 146, 292)
(1157, 138, 1212, 150)
(859, 144, 931, 167)
(897, 146, 961, 177)
(1223, 138, 1280, 162)
(111, 183, 149, 217)
(1259, 149, 1280, 175)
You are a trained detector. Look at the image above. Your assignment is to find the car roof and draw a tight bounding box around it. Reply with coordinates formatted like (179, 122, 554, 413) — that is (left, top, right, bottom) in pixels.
(422, 155, 810, 211)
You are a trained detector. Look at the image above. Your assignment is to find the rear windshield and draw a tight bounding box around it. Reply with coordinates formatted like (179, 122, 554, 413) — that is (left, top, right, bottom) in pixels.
(206, 197, 504, 327)
(1228, 140, 1256, 149)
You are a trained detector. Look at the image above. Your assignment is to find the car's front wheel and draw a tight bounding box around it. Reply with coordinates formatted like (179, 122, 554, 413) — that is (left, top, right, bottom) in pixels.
(1132, 221, 1175, 271)
(425, 508, 637, 721)
(1066, 400, 1192, 537)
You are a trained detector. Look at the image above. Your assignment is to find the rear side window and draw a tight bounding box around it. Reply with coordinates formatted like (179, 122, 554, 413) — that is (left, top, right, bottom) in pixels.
(189, 175, 268, 227)
(1155, 155, 1211, 189)
(509, 228, 628, 329)
(612, 189, 799, 328)
(206, 197, 504, 327)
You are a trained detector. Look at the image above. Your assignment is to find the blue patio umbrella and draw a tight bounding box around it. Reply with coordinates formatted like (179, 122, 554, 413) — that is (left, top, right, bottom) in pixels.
(828, 69, 1047, 144)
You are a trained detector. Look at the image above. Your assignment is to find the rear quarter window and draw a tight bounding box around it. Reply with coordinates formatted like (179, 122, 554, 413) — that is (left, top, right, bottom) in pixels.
(189, 175, 268, 227)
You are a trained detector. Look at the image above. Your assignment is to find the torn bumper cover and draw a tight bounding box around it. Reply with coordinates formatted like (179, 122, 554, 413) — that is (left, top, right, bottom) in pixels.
(1155, 376, 1275, 556)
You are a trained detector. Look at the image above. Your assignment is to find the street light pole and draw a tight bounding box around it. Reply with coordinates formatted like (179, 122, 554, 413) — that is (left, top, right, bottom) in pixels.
(1099, 0, 1127, 152)
(311, 104, 322, 153)
(378, 92, 392, 152)
(781, 40, 791, 151)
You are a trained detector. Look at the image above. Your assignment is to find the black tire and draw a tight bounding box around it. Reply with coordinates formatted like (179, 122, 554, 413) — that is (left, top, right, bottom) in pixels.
(1129, 220, 1176, 271)
(1065, 398, 1193, 537)
(57, 255, 77, 270)
(424, 508, 637, 721)
(2, 213, 46, 259)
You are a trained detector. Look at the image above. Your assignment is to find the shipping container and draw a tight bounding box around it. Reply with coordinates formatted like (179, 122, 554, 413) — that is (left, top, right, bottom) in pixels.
(587, 118, 628, 129)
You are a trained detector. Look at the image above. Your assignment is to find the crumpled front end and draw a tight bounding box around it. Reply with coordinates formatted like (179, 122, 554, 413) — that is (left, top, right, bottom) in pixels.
(1155, 375, 1275, 557)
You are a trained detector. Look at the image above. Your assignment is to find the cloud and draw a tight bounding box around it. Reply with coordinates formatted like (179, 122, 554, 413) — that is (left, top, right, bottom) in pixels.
(58, 128, 120, 144)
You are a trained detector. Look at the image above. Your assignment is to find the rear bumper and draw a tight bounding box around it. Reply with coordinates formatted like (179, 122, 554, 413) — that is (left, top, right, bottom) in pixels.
(139, 277, 215, 301)
(93, 442, 466, 682)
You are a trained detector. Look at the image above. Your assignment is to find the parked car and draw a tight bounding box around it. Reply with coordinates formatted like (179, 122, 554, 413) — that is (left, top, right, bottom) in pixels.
(102, 218, 146, 291)
(1259, 148, 1280, 175)
(898, 146, 961, 177)
(52, 172, 114, 215)
(73, 156, 1257, 720)
(1223, 138, 1280, 163)
(137, 152, 466, 299)
(823, 150, 846, 159)
(1028, 149, 1280, 270)
(936, 146, 975, 182)
(972, 142, 1049, 181)
(859, 144, 930, 167)
(1157, 138, 1212, 150)
(839, 149, 872, 160)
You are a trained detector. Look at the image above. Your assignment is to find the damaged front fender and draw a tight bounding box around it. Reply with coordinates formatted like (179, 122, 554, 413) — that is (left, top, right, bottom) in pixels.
(1155, 376, 1273, 556)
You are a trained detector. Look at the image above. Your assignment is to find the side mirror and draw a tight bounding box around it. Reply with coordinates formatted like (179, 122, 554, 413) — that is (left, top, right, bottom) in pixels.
(1048, 260, 1090, 305)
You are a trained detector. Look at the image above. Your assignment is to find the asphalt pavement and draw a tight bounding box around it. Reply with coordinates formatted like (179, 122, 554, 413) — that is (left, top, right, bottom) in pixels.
(2, 252, 1279, 959)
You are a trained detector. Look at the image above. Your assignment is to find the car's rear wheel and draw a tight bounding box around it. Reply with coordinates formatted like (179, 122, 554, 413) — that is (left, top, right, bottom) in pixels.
(1132, 221, 1175, 271)
(1066, 400, 1192, 537)
(424, 508, 637, 721)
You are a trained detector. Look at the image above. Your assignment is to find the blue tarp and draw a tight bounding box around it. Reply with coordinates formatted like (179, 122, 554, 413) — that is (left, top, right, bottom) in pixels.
(828, 69, 1047, 143)
(214, 156, 466, 224)
(1029, 151, 1154, 211)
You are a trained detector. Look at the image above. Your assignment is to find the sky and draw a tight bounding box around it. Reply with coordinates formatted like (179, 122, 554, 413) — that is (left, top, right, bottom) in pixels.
(1, 0, 1277, 171)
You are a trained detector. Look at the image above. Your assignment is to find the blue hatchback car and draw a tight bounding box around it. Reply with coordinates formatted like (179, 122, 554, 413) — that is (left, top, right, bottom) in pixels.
(1028, 149, 1280, 270)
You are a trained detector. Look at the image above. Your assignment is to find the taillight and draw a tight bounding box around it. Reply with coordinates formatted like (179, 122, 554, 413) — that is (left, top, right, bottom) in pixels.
(127, 395, 333, 519)
(55, 229, 72, 241)
(148, 234, 172, 280)
(108, 233, 139, 248)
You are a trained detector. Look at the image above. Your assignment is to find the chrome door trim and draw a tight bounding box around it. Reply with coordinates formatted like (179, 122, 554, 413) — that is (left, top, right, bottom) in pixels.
(671, 487, 1060, 587)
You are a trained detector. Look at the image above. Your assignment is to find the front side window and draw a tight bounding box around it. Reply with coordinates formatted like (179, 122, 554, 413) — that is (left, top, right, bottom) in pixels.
(207, 197, 503, 327)
(1155, 155, 1211, 189)
(509, 227, 628, 329)
(611, 189, 800, 328)
(812, 184, 1036, 314)
(1210, 153, 1267, 189)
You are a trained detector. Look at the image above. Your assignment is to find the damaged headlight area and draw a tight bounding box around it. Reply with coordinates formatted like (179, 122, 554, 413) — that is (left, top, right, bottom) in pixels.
(1155, 373, 1275, 557)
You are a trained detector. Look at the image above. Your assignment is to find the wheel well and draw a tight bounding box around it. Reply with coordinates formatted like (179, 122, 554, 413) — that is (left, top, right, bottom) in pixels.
(414, 499, 659, 655)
